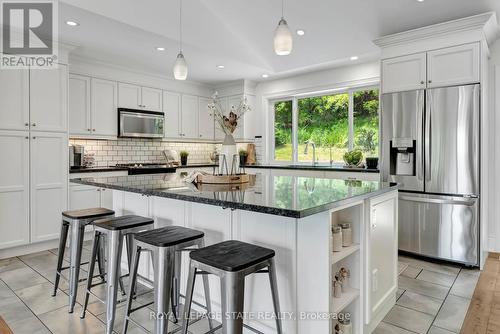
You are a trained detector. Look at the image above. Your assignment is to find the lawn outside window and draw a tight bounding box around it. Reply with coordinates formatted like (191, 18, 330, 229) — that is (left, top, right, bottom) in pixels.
(270, 86, 379, 164)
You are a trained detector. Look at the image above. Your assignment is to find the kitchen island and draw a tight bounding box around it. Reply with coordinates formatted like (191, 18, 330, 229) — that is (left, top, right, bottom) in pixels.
(71, 172, 398, 334)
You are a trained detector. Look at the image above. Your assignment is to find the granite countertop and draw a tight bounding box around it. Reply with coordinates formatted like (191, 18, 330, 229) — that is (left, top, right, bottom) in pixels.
(178, 163, 378, 173)
(71, 172, 397, 218)
(69, 166, 129, 173)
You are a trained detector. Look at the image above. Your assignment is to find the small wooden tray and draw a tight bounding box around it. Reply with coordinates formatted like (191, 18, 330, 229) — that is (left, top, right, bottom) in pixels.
(196, 173, 250, 184)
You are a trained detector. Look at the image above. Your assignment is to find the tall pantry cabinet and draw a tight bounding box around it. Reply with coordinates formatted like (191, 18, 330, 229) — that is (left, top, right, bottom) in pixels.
(0, 65, 68, 249)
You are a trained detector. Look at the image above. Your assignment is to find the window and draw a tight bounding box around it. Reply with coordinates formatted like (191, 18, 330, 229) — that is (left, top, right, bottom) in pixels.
(271, 87, 379, 164)
(273, 100, 293, 161)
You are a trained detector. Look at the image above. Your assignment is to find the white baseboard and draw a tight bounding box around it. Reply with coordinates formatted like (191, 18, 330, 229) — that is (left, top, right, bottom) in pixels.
(365, 291, 396, 333)
(0, 239, 60, 259)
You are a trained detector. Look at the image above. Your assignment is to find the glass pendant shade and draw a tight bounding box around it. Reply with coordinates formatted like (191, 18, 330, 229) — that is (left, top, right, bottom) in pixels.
(274, 18, 293, 55)
(173, 52, 188, 80)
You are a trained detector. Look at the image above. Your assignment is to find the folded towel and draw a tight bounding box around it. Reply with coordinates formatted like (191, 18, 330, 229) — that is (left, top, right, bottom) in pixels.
(183, 170, 210, 183)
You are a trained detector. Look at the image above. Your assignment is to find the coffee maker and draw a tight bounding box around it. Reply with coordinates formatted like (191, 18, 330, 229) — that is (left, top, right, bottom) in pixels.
(69, 145, 85, 169)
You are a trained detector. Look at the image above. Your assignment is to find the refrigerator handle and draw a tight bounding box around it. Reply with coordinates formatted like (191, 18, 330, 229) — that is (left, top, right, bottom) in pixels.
(399, 195, 477, 206)
(424, 91, 431, 182)
(416, 90, 424, 181)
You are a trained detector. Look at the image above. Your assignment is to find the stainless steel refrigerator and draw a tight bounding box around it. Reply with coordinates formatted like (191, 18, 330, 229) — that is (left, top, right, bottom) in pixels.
(380, 84, 479, 266)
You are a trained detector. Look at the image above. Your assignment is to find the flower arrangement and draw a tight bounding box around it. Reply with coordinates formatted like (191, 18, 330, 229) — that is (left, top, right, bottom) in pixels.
(208, 92, 251, 135)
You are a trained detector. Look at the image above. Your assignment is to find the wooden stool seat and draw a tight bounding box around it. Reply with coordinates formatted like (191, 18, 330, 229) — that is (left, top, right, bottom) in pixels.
(93, 215, 154, 231)
(190, 240, 275, 272)
(135, 226, 205, 247)
(62, 208, 115, 220)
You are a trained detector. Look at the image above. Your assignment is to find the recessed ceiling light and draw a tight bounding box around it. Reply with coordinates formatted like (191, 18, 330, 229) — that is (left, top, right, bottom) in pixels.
(417, 0, 424, 2)
(65, 20, 79, 26)
(156, 47, 165, 51)
(350, 56, 359, 61)
(216, 65, 225, 69)
(296, 29, 305, 36)
(262, 74, 269, 78)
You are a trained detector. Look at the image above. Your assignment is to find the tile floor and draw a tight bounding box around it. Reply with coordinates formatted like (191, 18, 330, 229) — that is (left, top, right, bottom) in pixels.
(374, 255, 480, 334)
(0, 241, 218, 334)
(0, 245, 480, 334)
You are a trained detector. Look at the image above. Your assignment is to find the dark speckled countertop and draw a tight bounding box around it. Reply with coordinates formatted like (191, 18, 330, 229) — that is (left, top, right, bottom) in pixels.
(71, 172, 397, 218)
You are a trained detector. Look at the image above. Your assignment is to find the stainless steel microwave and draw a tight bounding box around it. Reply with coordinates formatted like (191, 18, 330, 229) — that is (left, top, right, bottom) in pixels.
(118, 108, 164, 138)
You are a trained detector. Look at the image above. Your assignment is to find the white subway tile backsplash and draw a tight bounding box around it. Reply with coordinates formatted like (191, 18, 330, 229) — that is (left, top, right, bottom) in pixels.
(70, 138, 217, 167)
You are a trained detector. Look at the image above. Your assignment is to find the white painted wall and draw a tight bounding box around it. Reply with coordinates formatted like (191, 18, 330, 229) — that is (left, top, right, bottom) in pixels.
(253, 61, 380, 163)
(488, 40, 500, 252)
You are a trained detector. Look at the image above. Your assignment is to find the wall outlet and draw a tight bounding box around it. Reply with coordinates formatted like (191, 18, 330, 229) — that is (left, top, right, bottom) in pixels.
(372, 268, 378, 292)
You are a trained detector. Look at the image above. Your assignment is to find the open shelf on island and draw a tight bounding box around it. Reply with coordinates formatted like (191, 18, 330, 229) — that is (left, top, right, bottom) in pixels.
(332, 243, 360, 264)
(332, 287, 360, 314)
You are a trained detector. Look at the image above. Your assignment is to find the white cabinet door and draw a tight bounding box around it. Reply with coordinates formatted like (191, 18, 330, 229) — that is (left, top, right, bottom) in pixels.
(427, 43, 480, 88)
(118, 82, 141, 109)
(30, 132, 68, 242)
(69, 74, 91, 136)
(141, 87, 162, 111)
(0, 131, 30, 249)
(100, 188, 113, 209)
(91, 78, 117, 136)
(381, 53, 427, 93)
(30, 65, 68, 132)
(323, 171, 380, 181)
(228, 96, 244, 139)
(0, 69, 29, 131)
(215, 97, 228, 140)
(163, 91, 181, 138)
(198, 97, 214, 140)
(181, 95, 199, 138)
(69, 185, 100, 210)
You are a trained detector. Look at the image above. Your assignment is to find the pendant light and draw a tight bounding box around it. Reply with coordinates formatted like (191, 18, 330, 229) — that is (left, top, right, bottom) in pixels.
(173, 0, 187, 80)
(273, 0, 293, 55)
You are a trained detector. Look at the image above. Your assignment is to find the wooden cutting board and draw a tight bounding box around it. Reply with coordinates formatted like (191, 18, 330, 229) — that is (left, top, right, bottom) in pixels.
(246, 144, 257, 165)
(0, 316, 13, 334)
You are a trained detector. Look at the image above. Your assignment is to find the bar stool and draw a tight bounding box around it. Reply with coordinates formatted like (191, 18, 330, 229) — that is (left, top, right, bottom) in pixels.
(123, 226, 214, 334)
(80, 215, 154, 334)
(181, 240, 283, 334)
(53, 207, 115, 313)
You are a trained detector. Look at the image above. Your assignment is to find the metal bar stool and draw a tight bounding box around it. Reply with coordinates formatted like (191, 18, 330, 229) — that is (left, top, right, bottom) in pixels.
(53, 207, 115, 313)
(181, 240, 283, 334)
(80, 215, 154, 334)
(123, 225, 214, 334)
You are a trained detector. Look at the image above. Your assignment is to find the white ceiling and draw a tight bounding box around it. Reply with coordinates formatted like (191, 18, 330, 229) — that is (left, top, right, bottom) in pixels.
(59, 0, 500, 84)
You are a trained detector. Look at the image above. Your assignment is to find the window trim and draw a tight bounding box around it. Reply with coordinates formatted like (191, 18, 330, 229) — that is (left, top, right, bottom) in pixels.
(269, 84, 380, 165)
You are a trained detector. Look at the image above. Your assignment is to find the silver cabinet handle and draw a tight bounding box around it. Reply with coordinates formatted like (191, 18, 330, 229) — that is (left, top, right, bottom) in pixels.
(32, 123, 36, 126)
(88, 128, 91, 132)
(32, 136, 36, 139)
(420, 81, 424, 84)
(25, 136, 29, 139)
(25, 122, 29, 126)
(92, 129, 96, 132)
(428, 80, 432, 84)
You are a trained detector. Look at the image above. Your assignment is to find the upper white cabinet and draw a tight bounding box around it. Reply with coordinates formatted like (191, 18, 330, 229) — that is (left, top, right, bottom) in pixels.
(163, 91, 181, 138)
(381, 53, 427, 93)
(181, 94, 199, 139)
(30, 65, 68, 132)
(426, 43, 480, 88)
(198, 97, 214, 139)
(141, 87, 162, 111)
(30, 131, 68, 242)
(118, 83, 162, 112)
(0, 70, 29, 131)
(69, 74, 91, 135)
(0, 131, 30, 249)
(91, 78, 118, 136)
(382, 43, 481, 93)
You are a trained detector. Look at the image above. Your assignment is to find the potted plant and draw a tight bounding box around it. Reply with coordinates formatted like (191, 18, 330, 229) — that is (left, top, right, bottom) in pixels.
(180, 151, 189, 166)
(239, 149, 248, 166)
(343, 149, 363, 168)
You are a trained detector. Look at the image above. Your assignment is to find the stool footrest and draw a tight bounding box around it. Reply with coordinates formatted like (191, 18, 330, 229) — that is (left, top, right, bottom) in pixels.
(130, 301, 153, 313)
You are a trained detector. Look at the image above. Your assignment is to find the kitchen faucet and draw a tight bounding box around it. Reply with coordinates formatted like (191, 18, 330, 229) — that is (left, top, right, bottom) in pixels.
(304, 140, 317, 166)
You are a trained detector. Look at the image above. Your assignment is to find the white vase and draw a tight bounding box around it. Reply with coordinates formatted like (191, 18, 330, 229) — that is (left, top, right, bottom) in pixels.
(219, 134, 239, 174)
